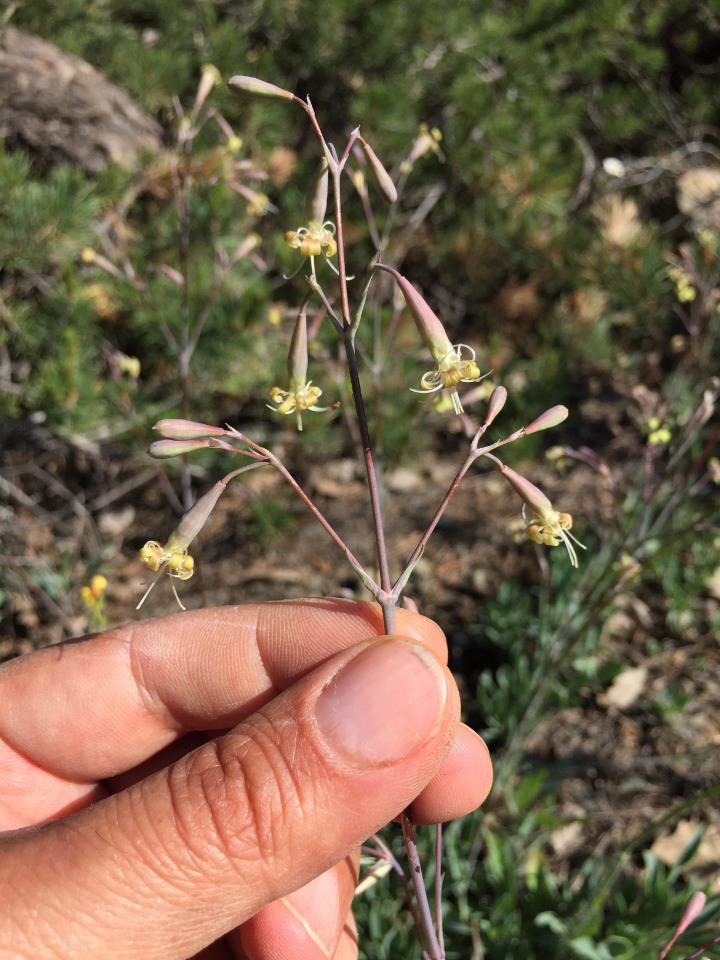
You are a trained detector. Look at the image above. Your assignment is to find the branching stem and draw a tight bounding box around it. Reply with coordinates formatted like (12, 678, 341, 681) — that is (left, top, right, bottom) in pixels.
(303, 117, 445, 959)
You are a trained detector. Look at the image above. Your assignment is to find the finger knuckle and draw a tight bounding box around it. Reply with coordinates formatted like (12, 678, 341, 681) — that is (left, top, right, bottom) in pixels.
(172, 716, 319, 881)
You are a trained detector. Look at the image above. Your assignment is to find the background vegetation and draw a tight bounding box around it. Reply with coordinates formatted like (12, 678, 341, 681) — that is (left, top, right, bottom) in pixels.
(1, 1, 719, 957)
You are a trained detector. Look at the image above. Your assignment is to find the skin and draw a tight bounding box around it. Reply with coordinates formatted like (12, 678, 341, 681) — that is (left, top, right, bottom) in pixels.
(0, 598, 493, 959)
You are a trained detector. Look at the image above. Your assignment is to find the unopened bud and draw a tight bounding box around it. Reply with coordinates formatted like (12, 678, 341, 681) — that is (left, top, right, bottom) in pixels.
(228, 76, 295, 101)
(359, 137, 398, 204)
(156, 264, 185, 286)
(523, 405, 568, 435)
(89, 574, 108, 599)
(498, 464, 554, 519)
(172, 476, 231, 550)
(195, 64, 221, 111)
(401, 124, 443, 172)
(484, 386, 508, 426)
(675, 892, 707, 939)
(153, 419, 226, 440)
(148, 439, 215, 458)
(694, 388, 716, 427)
(305, 160, 329, 225)
(288, 300, 310, 384)
(373, 263, 452, 360)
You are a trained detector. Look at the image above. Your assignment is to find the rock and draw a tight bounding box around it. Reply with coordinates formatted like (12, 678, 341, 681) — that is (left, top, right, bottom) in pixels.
(598, 664, 648, 710)
(0, 27, 162, 173)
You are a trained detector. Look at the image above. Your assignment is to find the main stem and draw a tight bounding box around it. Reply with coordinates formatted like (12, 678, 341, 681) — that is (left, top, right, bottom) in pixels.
(343, 335, 393, 598)
(332, 161, 393, 603)
(329, 135, 441, 957)
(175, 130, 194, 511)
(401, 811, 444, 960)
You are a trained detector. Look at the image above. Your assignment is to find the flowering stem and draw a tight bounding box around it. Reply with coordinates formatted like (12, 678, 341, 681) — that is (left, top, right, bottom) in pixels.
(394, 428, 528, 597)
(330, 156, 353, 330)
(435, 823, 444, 958)
(254, 442, 378, 595)
(307, 274, 342, 333)
(401, 810, 444, 960)
(678, 932, 720, 960)
(342, 333, 393, 594)
(329, 159, 394, 602)
(394, 448, 478, 595)
(361, 836, 423, 934)
(350, 268, 376, 341)
(170, 114, 198, 511)
(297, 96, 334, 170)
(313, 120, 438, 957)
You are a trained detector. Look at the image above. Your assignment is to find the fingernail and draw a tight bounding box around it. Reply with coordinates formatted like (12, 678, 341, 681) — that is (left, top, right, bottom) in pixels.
(315, 640, 447, 765)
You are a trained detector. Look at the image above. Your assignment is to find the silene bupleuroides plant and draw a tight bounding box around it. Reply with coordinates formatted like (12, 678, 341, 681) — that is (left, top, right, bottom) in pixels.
(136, 74, 585, 959)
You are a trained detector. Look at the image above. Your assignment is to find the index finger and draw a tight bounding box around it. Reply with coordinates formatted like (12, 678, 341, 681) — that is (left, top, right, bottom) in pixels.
(0, 599, 446, 785)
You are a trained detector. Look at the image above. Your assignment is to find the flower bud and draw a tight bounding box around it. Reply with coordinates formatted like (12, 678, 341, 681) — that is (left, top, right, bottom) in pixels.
(148, 439, 215, 458)
(228, 76, 295, 101)
(693, 388, 716, 428)
(153, 419, 226, 440)
(358, 137, 398, 204)
(156, 264, 185, 286)
(89, 574, 108, 599)
(400, 124, 443, 173)
(675, 892, 707, 941)
(500, 464, 584, 566)
(523, 405, 569, 435)
(288, 301, 309, 385)
(498, 464, 554, 519)
(305, 160, 330, 225)
(374, 263, 453, 360)
(484, 386, 508, 426)
(171, 477, 230, 551)
(194, 64, 221, 111)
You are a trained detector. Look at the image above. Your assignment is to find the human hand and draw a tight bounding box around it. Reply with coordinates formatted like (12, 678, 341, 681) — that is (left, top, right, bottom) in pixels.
(0, 599, 492, 959)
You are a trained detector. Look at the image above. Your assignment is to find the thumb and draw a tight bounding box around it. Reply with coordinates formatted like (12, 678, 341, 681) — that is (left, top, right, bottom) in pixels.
(1, 637, 458, 959)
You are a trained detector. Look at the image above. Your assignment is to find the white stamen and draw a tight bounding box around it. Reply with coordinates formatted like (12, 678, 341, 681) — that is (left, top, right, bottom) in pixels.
(136, 568, 165, 610)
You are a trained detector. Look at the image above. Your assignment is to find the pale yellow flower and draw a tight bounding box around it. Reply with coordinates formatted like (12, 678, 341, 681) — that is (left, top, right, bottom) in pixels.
(285, 220, 337, 258)
(524, 507, 584, 568)
(413, 343, 486, 415)
(267, 379, 327, 431)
